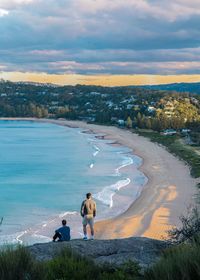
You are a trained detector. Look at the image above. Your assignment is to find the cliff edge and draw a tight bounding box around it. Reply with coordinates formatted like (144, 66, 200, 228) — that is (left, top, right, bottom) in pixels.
(28, 237, 168, 269)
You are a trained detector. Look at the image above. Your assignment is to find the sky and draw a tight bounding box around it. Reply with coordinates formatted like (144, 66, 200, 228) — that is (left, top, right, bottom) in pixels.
(0, 0, 200, 86)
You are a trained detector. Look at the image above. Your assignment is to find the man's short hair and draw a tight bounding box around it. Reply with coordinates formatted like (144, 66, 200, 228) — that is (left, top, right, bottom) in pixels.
(62, 219, 67, 225)
(86, 193, 92, 199)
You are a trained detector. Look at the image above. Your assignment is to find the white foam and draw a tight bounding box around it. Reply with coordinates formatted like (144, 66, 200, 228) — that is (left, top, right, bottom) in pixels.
(93, 178, 131, 208)
(90, 163, 94, 168)
(115, 156, 134, 175)
(58, 211, 77, 218)
(31, 233, 52, 243)
(0, 230, 26, 245)
(93, 144, 100, 157)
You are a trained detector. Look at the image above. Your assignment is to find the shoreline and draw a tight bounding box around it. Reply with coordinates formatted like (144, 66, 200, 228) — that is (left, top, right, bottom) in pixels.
(0, 118, 198, 240)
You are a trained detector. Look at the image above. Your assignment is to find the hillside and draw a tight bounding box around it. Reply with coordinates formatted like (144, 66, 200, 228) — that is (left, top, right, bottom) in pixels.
(141, 82, 200, 94)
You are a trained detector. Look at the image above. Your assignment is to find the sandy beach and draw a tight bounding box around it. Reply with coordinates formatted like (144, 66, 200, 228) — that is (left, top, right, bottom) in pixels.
(1, 118, 198, 240)
(37, 119, 198, 240)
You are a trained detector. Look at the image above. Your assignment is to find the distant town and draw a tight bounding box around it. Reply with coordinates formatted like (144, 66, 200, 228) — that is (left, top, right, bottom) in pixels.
(0, 80, 200, 144)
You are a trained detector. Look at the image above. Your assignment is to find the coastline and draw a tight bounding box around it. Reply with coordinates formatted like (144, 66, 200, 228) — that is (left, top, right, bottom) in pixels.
(0, 118, 198, 240)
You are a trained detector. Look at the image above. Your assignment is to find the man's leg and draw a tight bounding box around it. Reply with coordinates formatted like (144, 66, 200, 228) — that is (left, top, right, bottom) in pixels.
(89, 219, 94, 239)
(82, 217, 88, 240)
(83, 225, 87, 235)
(53, 231, 62, 242)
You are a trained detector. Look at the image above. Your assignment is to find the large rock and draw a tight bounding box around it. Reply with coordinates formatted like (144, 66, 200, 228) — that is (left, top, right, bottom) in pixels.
(28, 237, 168, 269)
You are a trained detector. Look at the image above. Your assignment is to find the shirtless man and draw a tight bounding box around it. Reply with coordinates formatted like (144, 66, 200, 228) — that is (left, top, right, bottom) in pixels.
(80, 193, 96, 240)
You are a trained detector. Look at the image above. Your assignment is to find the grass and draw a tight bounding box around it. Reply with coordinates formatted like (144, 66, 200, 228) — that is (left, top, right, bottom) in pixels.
(135, 129, 200, 178)
(1, 241, 200, 280)
(0, 245, 44, 280)
(0, 246, 141, 280)
(144, 237, 200, 280)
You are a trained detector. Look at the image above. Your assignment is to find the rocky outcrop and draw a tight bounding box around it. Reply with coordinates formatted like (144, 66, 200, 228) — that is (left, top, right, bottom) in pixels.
(28, 237, 168, 269)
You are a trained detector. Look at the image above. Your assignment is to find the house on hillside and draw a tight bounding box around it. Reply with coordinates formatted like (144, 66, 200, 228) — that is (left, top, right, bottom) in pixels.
(117, 119, 125, 126)
(147, 106, 156, 113)
(162, 129, 177, 136)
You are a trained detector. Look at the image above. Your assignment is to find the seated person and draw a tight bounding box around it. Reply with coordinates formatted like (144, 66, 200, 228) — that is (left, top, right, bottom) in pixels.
(53, 219, 70, 242)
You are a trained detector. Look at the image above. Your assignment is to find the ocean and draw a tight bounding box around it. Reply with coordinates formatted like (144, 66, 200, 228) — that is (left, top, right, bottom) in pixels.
(0, 120, 147, 244)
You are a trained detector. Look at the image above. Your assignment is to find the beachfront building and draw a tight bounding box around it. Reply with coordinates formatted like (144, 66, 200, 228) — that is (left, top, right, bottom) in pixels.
(118, 119, 125, 126)
(162, 129, 177, 136)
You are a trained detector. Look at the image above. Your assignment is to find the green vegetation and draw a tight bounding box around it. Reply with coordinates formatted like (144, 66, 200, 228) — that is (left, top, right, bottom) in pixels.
(0, 246, 141, 280)
(1, 240, 200, 280)
(0, 81, 200, 133)
(144, 237, 200, 280)
(168, 207, 200, 244)
(136, 130, 200, 178)
(0, 246, 44, 280)
(1, 81, 200, 279)
(126, 116, 133, 128)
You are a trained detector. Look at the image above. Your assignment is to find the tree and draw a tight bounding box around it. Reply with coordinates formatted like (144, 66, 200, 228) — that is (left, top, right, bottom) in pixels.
(168, 207, 200, 244)
(136, 112, 143, 128)
(126, 116, 132, 128)
(145, 118, 152, 129)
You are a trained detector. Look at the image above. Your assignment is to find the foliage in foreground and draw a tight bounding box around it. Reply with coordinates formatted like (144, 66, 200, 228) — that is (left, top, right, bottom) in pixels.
(168, 207, 200, 244)
(1, 239, 200, 280)
(144, 206, 200, 280)
(0, 245, 44, 280)
(1, 207, 200, 280)
(144, 237, 200, 280)
(0, 246, 141, 280)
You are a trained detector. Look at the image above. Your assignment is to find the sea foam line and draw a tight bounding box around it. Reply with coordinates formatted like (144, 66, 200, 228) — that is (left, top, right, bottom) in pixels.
(58, 211, 78, 218)
(0, 231, 27, 245)
(115, 156, 134, 176)
(93, 178, 131, 208)
(93, 144, 100, 157)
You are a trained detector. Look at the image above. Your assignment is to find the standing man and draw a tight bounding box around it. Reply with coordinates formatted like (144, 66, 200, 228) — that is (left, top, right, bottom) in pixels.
(80, 193, 96, 240)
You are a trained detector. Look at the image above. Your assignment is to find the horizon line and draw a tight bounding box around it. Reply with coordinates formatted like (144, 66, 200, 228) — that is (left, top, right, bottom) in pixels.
(1, 72, 200, 87)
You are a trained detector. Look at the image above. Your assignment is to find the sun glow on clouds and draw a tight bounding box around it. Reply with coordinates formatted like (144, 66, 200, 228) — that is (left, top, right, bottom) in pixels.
(0, 0, 200, 85)
(1, 72, 200, 86)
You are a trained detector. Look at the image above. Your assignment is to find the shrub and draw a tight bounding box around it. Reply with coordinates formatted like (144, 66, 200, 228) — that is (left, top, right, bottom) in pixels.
(44, 249, 100, 280)
(0, 245, 141, 280)
(0, 245, 44, 280)
(168, 207, 200, 244)
(144, 237, 200, 280)
(44, 249, 141, 280)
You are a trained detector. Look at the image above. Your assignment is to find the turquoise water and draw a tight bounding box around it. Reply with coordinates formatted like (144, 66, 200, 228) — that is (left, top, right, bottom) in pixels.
(0, 120, 147, 244)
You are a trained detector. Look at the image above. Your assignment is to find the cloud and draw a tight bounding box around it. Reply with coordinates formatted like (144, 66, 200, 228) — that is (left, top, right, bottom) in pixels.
(0, 8, 9, 17)
(0, 0, 33, 10)
(0, 0, 200, 76)
(1, 46, 200, 75)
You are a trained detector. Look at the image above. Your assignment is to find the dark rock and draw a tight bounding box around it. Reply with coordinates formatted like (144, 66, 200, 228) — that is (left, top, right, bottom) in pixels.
(28, 237, 168, 269)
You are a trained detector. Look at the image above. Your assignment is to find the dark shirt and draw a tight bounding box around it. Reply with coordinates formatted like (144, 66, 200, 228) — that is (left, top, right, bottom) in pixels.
(55, 225, 70, 241)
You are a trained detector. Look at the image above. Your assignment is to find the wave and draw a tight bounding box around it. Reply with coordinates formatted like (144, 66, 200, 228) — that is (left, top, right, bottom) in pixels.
(89, 145, 101, 168)
(0, 211, 79, 245)
(58, 211, 78, 218)
(93, 144, 100, 157)
(30, 233, 52, 243)
(0, 230, 27, 245)
(93, 178, 131, 208)
(115, 156, 134, 176)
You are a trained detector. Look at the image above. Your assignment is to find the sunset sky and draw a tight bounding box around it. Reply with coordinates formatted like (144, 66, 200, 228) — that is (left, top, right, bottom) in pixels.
(0, 0, 200, 86)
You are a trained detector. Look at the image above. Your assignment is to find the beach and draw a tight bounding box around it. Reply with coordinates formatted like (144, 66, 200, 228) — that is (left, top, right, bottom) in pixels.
(39, 119, 198, 240)
(1, 118, 198, 241)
